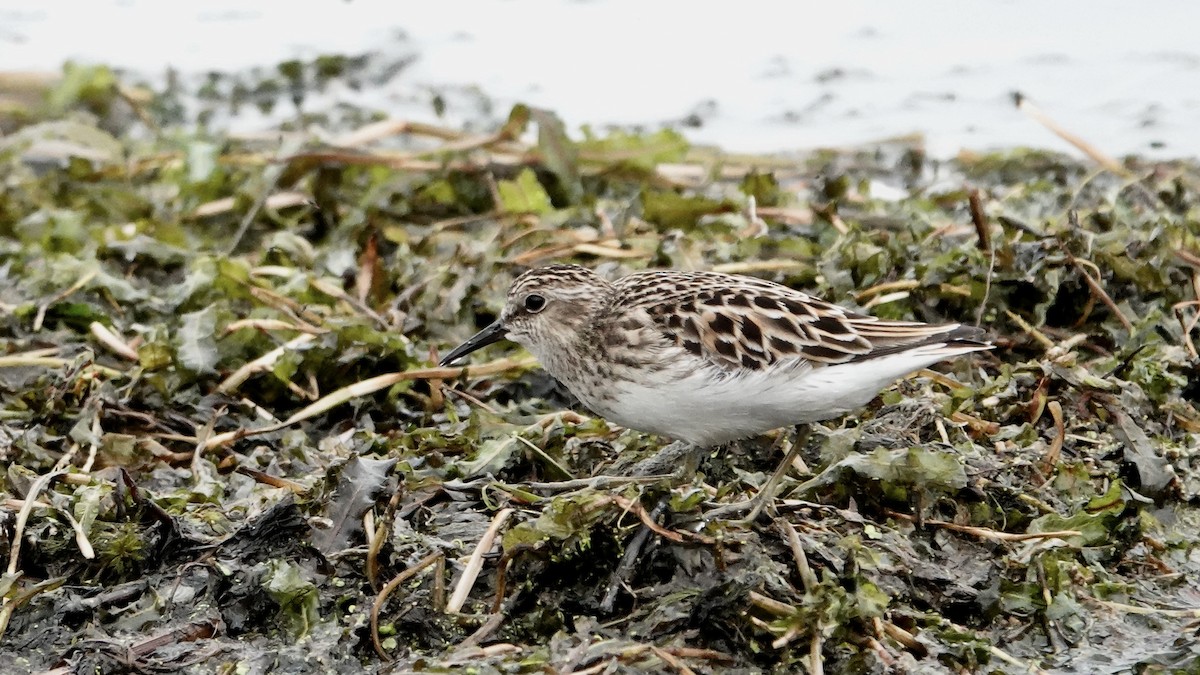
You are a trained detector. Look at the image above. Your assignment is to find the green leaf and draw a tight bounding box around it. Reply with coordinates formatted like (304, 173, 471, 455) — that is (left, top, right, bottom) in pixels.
(462, 435, 520, 478)
(72, 483, 108, 535)
(1028, 481, 1128, 546)
(800, 447, 969, 493)
(577, 127, 689, 170)
(496, 168, 553, 215)
(263, 560, 320, 639)
(46, 62, 119, 116)
(498, 103, 531, 140)
(641, 189, 730, 230)
(739, 170, 782, 207)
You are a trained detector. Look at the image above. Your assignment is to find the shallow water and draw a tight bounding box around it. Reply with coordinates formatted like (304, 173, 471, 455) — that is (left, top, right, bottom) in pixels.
(3, 0, 1198, 158)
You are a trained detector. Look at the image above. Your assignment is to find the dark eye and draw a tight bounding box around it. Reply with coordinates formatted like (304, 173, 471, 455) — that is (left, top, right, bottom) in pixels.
(524, 294, 546, 313)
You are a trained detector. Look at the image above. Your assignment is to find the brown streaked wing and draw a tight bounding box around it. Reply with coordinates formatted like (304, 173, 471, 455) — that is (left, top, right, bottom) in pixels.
(614, 271, 869, 371)
(615, 270, 979, 371)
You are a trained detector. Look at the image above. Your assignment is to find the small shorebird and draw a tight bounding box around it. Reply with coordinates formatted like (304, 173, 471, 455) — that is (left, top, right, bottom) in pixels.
(441, 264, 991, 519)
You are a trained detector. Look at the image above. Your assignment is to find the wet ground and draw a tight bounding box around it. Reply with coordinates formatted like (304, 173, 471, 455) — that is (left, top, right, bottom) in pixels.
(3, 0, 1200, 158)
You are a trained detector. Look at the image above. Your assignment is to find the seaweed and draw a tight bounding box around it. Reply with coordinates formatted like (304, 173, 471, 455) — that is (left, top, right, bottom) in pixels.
(1, 61, 1199, 674)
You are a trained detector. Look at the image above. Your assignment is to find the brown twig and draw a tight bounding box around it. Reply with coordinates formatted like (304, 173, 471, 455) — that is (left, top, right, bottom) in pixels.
(446, 509, 514, 613)
(1005, 310, 1056, 350)
(651, 646, 698, 675)
(444, 386, 501, 415)
(455, 612, 507, 652)
(967, 187, 990, 252)
(609, 495, 715, 545)
(1061, 212, 1135, 331)
(366, 491, 403, 592)
(0, 470, 68, 641)
(950, 410, 1001, 436)
(234, 467, 308, 494)
(203, 356, 537, 451)
(1175, 248, 1200, 269)
(33, 270, 97, 331)
(988, 643, 1051, 675)
(1013, 92, 1124, 175)
(1171, 268, 1200, 359)
(748, 590, 796, 617)
(969, 187, 998, 326)
(855, 279, 920, 303)
(781, 521, 818, 591)
(658, 647, 736, 664)
(88, 321, 140, 361)
(371, 551, 443, 659)
(1085, 596, 1200, 618)
(1040, 401, 1065, 476)
(878, 619, 923, 653)
(885, 510, 1081, 542)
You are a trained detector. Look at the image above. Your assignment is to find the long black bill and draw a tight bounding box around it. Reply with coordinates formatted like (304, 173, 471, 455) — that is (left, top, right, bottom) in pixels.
(439, 321, 508, 366)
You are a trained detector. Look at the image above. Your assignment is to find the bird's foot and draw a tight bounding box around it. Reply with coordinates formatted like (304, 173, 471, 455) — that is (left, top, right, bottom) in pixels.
(705, 426, 812, 526)
(704, 490, 775, 525)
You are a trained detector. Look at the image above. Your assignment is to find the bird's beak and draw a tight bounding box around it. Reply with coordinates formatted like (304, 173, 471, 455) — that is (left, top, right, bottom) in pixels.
(439, 320, 508, 366)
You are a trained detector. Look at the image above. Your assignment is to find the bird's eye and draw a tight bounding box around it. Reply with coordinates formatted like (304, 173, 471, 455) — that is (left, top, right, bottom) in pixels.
(523, 294, 547, 313)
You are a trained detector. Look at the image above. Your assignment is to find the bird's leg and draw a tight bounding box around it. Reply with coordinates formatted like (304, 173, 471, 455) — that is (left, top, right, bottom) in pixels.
(707, 426, 811, 522)
(741, 427, 809, 522)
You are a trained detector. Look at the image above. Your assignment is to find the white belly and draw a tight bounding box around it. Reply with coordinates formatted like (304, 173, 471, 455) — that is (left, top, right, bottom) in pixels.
(574, 351, 959, 445)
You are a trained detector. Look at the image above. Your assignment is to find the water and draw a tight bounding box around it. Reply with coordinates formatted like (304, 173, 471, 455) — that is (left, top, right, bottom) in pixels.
(3, 0, 1197, 158)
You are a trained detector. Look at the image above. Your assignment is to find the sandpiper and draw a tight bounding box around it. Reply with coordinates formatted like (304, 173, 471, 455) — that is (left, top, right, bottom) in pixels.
(441, 264, 992, 518)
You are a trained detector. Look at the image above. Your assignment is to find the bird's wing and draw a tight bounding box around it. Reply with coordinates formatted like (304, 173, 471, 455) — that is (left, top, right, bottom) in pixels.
(616, 270, 984, 372)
